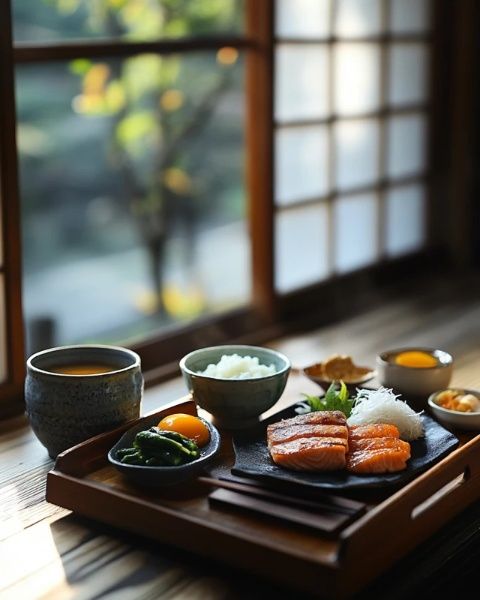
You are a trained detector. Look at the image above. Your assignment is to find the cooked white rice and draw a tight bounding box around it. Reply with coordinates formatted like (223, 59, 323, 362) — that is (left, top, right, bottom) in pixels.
(198, 354, 276, 380)
(348, 387, 424, 440)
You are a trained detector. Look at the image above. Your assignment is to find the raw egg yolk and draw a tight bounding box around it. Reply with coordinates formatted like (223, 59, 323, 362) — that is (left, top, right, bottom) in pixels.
(394, 351, 437, 368)
(158, 413, 210, 447)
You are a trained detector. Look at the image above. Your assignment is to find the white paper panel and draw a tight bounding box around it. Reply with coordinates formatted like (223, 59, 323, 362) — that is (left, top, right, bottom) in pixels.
(334, 0, 382, 37)
(275, 45, 329, 122)
(334, 118, 380, 190)
(390, 0, 430, 33)
(386, 184, 425, 256)
(334, 193, 378, 273)
(0, 275, 6, 383)
(276, 0, 331, 39)
(334, 44, 381, 116)
(275, 204, 329, 292)
(388, 43, 428, 106)
(275, 125, 329, 205)
(387, 113, 427, 179)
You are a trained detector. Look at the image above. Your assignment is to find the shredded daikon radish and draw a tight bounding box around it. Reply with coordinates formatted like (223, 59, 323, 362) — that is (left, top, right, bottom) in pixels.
(348, 387, 424, 440)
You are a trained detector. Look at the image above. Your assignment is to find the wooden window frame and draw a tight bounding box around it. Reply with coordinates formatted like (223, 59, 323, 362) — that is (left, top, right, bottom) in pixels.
(0, 0, 467, 417)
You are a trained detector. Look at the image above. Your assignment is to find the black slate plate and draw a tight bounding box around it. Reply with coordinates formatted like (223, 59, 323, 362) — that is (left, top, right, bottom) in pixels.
(232, 405, 459, 490)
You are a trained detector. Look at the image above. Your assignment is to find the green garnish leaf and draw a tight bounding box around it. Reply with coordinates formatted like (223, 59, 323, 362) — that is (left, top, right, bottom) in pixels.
(296, 380, 355, 417)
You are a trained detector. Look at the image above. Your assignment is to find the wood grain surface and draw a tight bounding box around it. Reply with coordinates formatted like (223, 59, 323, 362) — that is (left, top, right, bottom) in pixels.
(2, 276, 480, 599)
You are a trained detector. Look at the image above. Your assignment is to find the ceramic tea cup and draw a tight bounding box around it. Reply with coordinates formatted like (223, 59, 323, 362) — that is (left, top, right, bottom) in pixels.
(25, 344, 143, 458)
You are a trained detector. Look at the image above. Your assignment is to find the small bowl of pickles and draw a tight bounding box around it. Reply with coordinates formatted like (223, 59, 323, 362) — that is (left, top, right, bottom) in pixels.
(376, 347, 454, 399)
(428, 388, 480, 430)
(108, 411, 220, 487)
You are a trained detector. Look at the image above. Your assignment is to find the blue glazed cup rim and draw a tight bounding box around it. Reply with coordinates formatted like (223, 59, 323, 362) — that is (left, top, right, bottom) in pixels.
(26, 344, 141, 379)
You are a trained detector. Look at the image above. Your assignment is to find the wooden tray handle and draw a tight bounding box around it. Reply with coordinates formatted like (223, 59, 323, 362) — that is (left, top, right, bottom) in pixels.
(338, 434, 480, 594)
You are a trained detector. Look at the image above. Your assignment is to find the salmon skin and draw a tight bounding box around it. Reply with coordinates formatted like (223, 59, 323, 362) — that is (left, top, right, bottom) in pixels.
(270, 436, 348, 471)
(346, 427, 410, 474)
(267, 412, 348, 471)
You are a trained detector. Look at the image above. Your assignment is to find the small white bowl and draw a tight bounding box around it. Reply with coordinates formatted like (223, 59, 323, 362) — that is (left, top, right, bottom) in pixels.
(377, 347, 453, 398)
(428, 389, 480, 431)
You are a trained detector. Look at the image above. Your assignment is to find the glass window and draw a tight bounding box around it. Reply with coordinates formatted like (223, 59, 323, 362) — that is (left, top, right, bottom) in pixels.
(276, 0, 331, 39)
(334, 0, 382, 38)
(275, 204, 330, 292)
(388, 43, 429, 106)
(275, 44, 329, 122)
(334, 193, 378, 272)
(387, 113, 427, 179)
(13, 0, 244, 43)
(386, 183, 425, 256)
(389, 0, 430, 34)
(334, 44, 381, 116)
(275, 125, 329, 205)
(334, 118, 380, 191)
(17, 52, 248, 349)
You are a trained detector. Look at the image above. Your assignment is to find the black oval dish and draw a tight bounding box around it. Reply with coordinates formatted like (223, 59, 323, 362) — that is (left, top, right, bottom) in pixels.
(108, 413, 220, 487)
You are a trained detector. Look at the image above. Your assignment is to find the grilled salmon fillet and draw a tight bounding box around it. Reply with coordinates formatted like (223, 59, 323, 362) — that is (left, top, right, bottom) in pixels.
(346, 426, 410, 474)
(267, 411, 346, 433)
(267, 424, 348, 447)
(269, 436, 348, 471)
(267, 412, 348, 471)
(348, 424, 400, 440)
(346, 448, 410, 473)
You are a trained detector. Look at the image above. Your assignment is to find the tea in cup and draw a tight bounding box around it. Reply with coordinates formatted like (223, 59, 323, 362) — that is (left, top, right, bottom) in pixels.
(25, 344, 143, 458)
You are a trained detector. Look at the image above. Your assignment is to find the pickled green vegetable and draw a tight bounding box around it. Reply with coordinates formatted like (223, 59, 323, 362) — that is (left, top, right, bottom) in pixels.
(116, 427, 200, 467)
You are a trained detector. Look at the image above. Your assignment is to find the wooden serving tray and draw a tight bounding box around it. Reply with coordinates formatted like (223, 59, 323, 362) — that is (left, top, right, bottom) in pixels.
(46, 397, 480, 599)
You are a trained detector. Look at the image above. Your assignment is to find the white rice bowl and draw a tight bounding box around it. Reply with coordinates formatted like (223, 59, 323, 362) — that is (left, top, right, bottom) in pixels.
(198, 353, 276, 380)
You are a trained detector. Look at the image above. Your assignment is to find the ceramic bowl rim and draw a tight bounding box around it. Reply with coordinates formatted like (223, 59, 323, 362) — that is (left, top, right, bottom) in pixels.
(428, 388, 480, 417)
(27, 344, 141, 378)
(179, 344, 291, 382)
(108, 415, 220, 475)
(376, 347, 453, 371)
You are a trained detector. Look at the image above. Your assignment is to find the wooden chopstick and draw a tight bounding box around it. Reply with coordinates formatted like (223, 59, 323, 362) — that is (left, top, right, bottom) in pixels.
(198, 475, 366, 517)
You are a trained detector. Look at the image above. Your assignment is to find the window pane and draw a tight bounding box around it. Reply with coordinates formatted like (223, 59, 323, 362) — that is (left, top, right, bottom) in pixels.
(388, 43, 429, 106)
(386, 113, 427, 179)
(275, 45, 329, 122)
(17, 54, 248, 351)
(389, 0, 430, 34)
(276, 0, 331, 39)
(386, 184, 425, 256)
(334, 118, 380, 190)
(275, 204, 329, 292)
(334, 0, 382, 37)
(275, 125, 329, 205)
(334, 44, 381, 116)
(13, 0, 244, 42)
(334, 193, 378, 273)
(0, 275, 5, 383)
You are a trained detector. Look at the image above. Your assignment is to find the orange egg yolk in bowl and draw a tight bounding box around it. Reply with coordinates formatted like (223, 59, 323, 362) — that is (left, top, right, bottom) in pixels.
(394, 351, 438, 368)
(158, 413, 210, 447)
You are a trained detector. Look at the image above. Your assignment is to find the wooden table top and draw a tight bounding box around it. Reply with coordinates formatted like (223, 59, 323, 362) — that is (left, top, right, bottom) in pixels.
(2, 278, 480, 599)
